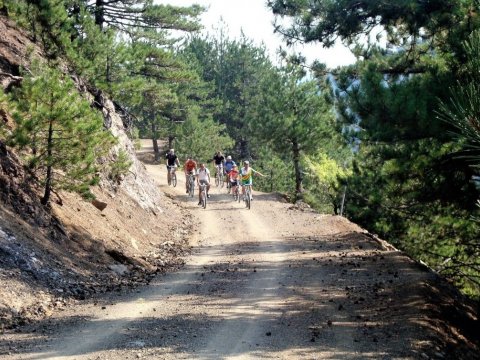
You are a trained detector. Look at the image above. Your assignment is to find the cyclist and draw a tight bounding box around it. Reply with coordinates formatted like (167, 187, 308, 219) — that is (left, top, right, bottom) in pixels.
(184, 156, 197, 194)
(228, 164, 240, 198)
(197, 162, 211, 205)
(212, 151, 225, 178)
(224, 155, 236, 178)
(240, 160, 265, 200)
(165, 149, 180, 185)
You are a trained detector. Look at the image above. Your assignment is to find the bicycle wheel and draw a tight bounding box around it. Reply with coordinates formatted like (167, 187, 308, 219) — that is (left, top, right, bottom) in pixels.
(172, 173, 177, 187)
(189, 179, 195, 197)
(219, 173, 224, 188)
(201, 189, 207, 208)
(167, 171, 171, 186)
(245, 187, 251, 209)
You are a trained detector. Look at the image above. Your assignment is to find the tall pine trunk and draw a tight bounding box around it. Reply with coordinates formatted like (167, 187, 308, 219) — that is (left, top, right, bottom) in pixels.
(41, 119, 54, 205)
(292, 139, 303, 200)
(168, 135, 175, 150)
(151, 123, 160, 161)
(95, 0, 105, 28)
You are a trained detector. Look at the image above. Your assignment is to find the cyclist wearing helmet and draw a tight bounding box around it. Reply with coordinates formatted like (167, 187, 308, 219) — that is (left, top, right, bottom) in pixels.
(197, 162, 211, 205)
(212, 151, 225, 178)
(224, 155, 236, 177)
(165, 149, 179, 185)
(228, 164, 240, 197)
(240, 160, 265, 200)
(184, 156, 197, 193)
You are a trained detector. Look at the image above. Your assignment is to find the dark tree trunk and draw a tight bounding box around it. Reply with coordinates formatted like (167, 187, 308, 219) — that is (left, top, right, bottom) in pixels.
(292, 139, 303, 200)
(41, 120, 54, 205)
(239, 138, 249, 161)
(332, 201, 338, 215)
(151, 123, 160, 161)
(95, 0, 104, 28)
(168, 135, 175, 150)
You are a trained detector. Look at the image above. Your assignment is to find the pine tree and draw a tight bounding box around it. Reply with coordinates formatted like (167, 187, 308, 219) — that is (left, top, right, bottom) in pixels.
(7, 61, 115, 205)
(250, 62, 338, 199)
(181, 33, 274, 159)
(175, 107, 233, 164)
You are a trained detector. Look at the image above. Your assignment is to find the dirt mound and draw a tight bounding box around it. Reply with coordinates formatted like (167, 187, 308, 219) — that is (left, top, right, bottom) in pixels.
(0, 125, 194, 331)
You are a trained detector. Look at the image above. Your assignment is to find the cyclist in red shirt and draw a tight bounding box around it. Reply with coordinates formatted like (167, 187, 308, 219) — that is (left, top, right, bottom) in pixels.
(228, 164, 240, 198)
(184, 157, 197, 193)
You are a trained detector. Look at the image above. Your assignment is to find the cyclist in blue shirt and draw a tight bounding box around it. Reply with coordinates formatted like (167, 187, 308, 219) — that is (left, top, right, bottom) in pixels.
(224, 155, 236, 177)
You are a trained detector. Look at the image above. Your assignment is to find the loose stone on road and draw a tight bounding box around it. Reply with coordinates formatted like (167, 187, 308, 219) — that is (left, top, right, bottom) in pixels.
(1, 149, 465, 359)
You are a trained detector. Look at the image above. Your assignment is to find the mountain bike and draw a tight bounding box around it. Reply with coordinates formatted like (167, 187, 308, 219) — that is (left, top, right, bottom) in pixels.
(167, 165, 177, 187)
(243, 184, 252, 209)
(199, 183, 207, 209)
(233, 183, 240, 202)
(226, 173, 232, 193)
(187, 172, 195, 197)
(215, 164, 224, 188)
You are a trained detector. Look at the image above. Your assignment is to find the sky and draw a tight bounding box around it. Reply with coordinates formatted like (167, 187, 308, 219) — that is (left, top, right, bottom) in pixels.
(158, 0, 356, 68)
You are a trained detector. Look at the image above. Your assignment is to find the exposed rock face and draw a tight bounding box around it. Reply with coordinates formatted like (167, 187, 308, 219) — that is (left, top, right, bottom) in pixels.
(96, 93, 164, 214)
(0, 15, 42, 87)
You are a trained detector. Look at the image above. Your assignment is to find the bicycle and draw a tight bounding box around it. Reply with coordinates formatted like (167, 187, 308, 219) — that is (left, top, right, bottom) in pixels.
(167, 165, 177, 187)
(226, 172, 232, 193)
(232, 183, 240, 202)
(215, 164, 224, 188)
(243, 184, 252, 209)
(199, 183, 207, 209)
(187, 172, 195, 197)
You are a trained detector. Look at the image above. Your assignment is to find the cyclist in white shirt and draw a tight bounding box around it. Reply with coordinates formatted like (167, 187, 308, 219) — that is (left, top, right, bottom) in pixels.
(197, 163, 211, 205)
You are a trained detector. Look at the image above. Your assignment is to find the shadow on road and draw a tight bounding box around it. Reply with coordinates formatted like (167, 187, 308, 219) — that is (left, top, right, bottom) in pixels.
(3, 233, 477, 359)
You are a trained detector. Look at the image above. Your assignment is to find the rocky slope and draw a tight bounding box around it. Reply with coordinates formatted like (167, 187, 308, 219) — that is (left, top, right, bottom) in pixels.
(0, 15, 193, 330)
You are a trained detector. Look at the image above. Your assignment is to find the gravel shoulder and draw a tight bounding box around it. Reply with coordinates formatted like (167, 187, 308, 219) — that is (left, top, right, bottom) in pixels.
(0, 145, 478, 359)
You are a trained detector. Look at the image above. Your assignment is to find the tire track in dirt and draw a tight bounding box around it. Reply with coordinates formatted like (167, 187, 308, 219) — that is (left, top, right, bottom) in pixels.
(4, 150, 475, 359)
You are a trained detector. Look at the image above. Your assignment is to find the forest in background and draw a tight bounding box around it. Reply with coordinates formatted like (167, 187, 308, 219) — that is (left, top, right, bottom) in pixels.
(0, 0, 479, 299)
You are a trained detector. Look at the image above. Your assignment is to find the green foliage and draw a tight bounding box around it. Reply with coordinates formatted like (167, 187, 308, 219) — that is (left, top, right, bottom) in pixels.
(270, 0, 480, 297)
(129, 127, 142, 151)
(174, 108, 234, 163)
(0, 91, 9, 139)
(247, 144, 295, 196)
(435, 29, 480, 298)
(268, 0, 474, 53)
(438, 30, 480, 167)
(181, 32, 275, 158)
(403, 204, 480, 299)
(304, 153, 351, 214)
(108, 149, 132, 183)
(6, 61, 116, 203)
(248, 61, 341, 197)
(66, 13, 119, 90)
(3, 0, 74, 58)
(79, 0, 203, 34)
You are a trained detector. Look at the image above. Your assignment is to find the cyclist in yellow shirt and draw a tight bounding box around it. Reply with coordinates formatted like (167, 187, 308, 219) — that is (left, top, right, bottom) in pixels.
(239, 160, 265, 200)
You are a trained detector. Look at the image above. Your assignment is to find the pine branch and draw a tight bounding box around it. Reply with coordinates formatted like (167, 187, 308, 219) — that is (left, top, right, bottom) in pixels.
(0, 72, 23, 81)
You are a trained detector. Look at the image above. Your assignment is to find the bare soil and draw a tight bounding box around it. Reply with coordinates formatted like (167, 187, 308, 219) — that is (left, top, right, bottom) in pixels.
(0, 141, 478, 359)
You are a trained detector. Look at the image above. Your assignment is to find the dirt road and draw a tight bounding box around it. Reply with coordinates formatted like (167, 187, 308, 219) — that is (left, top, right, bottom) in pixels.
(1, 149, 476, 359)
